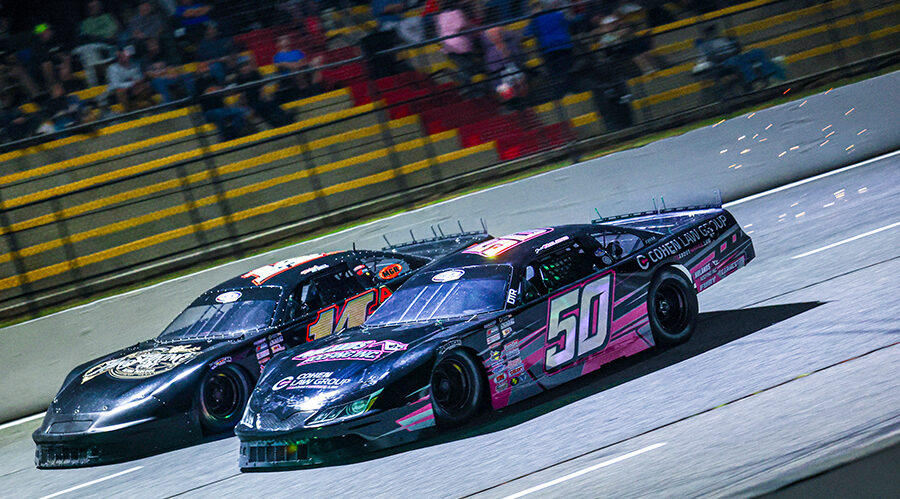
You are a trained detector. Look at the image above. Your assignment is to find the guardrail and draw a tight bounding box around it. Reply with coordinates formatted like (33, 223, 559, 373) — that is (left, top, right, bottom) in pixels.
(1, 0, 898, 320)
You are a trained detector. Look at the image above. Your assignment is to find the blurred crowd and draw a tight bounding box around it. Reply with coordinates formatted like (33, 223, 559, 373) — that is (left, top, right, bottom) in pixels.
(1, 0, 747, 144)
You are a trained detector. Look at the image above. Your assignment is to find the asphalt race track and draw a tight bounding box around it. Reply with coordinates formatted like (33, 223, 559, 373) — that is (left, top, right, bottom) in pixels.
(1, 151, 898, 498)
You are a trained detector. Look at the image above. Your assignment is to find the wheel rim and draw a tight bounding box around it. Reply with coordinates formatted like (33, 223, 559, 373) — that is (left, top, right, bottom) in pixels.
(655, 281, 689, 334)
(202, 371, 241, 420)
(432, 361, 470, 413)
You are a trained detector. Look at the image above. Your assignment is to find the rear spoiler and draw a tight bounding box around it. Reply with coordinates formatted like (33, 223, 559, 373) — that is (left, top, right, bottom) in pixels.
(591, 203, 722, 224)
(592, 192, 723, 224)
(381, 220, 491, 259)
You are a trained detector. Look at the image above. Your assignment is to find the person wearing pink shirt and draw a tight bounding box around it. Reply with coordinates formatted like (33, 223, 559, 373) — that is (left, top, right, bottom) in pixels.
(436, 0, 480, 86)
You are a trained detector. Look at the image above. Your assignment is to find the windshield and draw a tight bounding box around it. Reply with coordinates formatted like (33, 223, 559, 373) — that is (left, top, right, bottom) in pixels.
(158, 287, 280, 341)
(365, 265, 511, 326)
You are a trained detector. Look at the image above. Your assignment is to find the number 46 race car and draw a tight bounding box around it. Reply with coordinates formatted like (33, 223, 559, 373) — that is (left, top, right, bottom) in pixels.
(237, 205, 755, 469)
(33, 229, 489, 468)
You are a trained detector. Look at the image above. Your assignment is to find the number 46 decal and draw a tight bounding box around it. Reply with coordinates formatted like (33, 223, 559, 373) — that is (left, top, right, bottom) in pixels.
(545, 273, 613, 371)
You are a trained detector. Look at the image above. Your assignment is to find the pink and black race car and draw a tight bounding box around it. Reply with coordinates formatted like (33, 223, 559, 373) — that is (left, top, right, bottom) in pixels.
(237, 205, 755, 469)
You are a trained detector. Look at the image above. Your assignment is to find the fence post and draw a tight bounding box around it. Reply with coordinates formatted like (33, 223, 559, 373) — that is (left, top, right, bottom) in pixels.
(186, 99, 244, 258)
(0, 157, 39, 318)
(290, 120, 330, 221)
(370, 84, 412, 208)
(818, 0, 851, 76)
(846, 0, 878, 72)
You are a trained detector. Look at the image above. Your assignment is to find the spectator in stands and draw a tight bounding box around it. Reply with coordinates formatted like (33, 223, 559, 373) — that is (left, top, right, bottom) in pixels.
(437, 0, 481, 87)
(273, 35, 323, 101)
(373, 0, 425, 45)
(481, 26, 528, 106)
(236, 58, 293, 128)
(79, 0, 121, 44)
(594, 7, 658, 75)
(0, 92, 37, 143)
(195, 22, 237, 83)
(56, 60, 86, 93)
(174, 0, 213, 43)
(38, 83, 86, 133)
(30, 24, 76, 98)
(106, 47, 152, 111)
(143, 37, 194, 102)
(526, 0, 575, 99)
(194, 61, 247, 141)
(1, 17, 42, 100)
(694, 24, 785, 91)
(129, 1, 165, 43)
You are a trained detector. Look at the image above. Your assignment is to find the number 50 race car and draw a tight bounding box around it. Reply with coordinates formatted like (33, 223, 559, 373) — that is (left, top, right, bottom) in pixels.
(237, 205, 754, 469)
(33, 229, 489, 468)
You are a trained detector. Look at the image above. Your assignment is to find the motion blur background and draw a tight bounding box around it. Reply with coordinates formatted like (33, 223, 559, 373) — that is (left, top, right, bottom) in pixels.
(0, 0, 897, 323)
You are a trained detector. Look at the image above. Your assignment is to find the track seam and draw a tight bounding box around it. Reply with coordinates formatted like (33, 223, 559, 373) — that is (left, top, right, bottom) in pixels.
(462, 340, 900, 498)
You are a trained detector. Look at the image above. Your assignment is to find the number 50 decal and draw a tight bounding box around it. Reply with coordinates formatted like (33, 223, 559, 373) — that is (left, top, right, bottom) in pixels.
(545, 273, 613, 371)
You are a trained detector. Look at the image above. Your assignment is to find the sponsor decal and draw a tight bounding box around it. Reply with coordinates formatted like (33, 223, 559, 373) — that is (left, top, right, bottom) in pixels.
(257, 357, 269, 369)
(378, 263, 404, 280)
(535, 235, 570, 254)
(437, 339, 462, 355)
(463, 228, 553, 258)
(272, 372, 352, 390)
(353, 264, 369, 276)
(82, 345, 202, 383)
(495, 382, 508, 393)
(490, 361, 506, 373)
(490, 350, 501, 361)
(503, 339, 519, 351)
(637, 254, 650, 270)
(717, 255, 746, 279)
(637, 215, 731, 270)
(210, 356, 232, 369)
(301, 263, 330, 275)
(494, 372, 508, 384)
(501, 327, 513, 337)
(500, 317, 515, 329)
(268, 333, 283, 345)
(293, 339, 409, 365)
(432, 269, 465, 282)
(241, 254, 331, 285)
(506, 288, 518, 305)
(254, 339, 268, 352)
(256, 349, 270, 360)
(509, 364, 525, 377)
(216, 291, 242, 303)
(270, 343, 285, 354)
(486, 333, 501, 346)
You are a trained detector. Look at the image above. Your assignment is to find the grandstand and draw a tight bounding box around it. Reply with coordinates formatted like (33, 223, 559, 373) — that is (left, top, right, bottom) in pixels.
(0, 0, 897, 319)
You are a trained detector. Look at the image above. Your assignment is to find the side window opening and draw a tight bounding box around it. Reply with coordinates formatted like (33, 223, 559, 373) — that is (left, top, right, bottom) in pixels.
(286, 265, 366, 321)
(532, 242, 594, 295)
(591, 232, 645, 259)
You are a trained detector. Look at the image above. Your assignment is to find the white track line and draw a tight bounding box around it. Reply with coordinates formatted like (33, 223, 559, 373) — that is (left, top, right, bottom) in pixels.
(0, 412, 42, 431)
(501, 443, 667, 499)
(791, 221, 900, 259)
(37, 466, 143, 499)
(724, 149, 900, 208)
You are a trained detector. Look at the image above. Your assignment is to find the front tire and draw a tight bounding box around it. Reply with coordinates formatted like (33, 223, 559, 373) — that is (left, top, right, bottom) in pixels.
(648, 268, 698, 346)
(198, 364, 250, 434)
(430, 349, 486, 427)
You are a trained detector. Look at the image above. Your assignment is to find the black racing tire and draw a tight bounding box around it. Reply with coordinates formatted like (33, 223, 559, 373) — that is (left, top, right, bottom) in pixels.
(430, 349, 487, 427)
(198, 363, 251, 434)
(648, 267, 698, 346)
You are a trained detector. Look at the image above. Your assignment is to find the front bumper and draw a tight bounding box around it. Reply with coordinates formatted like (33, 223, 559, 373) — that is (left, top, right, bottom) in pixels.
(238, 398, 436, 470)
(33, 411, 197, 468)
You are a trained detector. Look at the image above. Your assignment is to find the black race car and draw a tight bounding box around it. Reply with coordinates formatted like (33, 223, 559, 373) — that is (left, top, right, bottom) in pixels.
(237, 205, 755, 469)
(33, 230, 489, 468)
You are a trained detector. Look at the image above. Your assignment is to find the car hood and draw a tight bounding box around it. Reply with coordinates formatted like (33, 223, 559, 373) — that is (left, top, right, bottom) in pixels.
(47, 339, 230, 416)
(248, 316, 490, 421)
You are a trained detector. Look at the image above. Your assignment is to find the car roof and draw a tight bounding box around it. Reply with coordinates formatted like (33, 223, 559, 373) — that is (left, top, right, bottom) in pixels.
(205, 250, 384, 293)
(424, 225, 604, 269)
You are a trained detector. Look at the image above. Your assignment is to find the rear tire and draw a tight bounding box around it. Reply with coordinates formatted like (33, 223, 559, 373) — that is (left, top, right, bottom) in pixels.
(648, 268, 698, 346)
(430, 349, 486, 427)
(198, 364, 250, 434)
